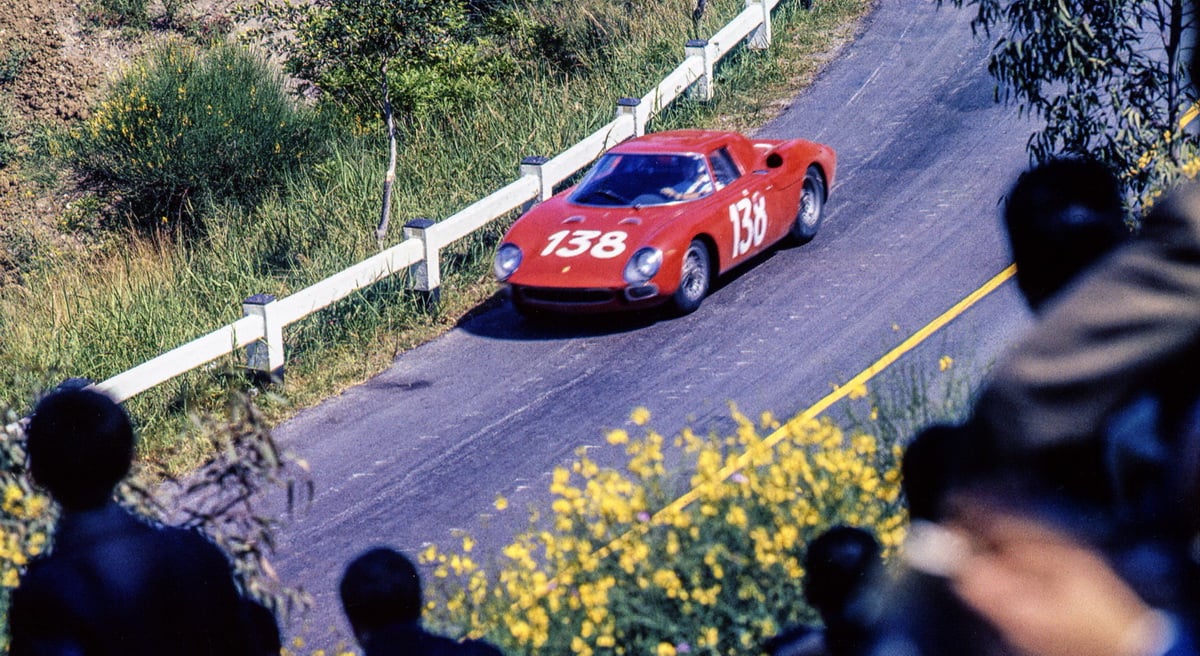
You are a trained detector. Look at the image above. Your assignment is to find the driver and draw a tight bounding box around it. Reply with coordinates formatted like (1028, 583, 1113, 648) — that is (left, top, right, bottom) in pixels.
(661, 157, 713, 201)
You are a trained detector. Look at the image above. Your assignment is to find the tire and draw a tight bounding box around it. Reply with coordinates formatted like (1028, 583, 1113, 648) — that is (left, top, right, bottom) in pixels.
(670, 239, 711, 315)
(790, 166, 826, 244)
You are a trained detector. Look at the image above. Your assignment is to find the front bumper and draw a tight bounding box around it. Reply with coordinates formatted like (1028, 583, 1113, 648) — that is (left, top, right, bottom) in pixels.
(509, 283, 663, 314)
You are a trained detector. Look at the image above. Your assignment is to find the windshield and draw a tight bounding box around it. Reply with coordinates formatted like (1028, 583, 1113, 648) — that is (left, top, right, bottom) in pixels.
(569, 153, 714, 207)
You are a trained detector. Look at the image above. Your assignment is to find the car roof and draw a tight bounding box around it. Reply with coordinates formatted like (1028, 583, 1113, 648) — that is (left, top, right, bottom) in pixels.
(608, 130, 739, 155)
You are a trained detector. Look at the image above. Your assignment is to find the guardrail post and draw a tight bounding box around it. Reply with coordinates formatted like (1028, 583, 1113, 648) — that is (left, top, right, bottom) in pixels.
(616, 97, 645, 137)
(685, 39, 713, 102)
(747, 0, 772, 49)
(242, 293, 284, 385)
(403, 218, 441, 311)
(520, 156, 552, 213)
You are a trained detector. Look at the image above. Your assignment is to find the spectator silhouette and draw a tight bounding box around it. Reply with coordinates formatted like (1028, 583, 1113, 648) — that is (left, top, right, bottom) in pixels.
(1002, 156, 1128, 313)
(8, 386, 278, 656)
(919, 114, 1200, 653)
(765, 526, 882, 656)
(340, 546, 503, 656)
(854, 159, 1137, 656)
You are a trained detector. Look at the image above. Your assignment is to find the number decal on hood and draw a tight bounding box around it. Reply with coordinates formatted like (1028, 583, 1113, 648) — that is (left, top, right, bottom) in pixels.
(541, 230, 629, 259)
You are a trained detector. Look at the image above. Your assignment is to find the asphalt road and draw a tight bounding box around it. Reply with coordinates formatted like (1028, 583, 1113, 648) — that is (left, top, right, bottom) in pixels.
(269, 0, 1038, 643)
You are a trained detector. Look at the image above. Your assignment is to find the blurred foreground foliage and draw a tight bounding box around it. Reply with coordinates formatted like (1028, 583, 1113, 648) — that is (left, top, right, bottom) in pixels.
(0, 391, 312, 651)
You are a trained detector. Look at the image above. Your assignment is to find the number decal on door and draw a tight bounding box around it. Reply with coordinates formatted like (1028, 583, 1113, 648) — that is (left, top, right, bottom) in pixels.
(728, 192, 768, 258)
(541, 230, 628, 259)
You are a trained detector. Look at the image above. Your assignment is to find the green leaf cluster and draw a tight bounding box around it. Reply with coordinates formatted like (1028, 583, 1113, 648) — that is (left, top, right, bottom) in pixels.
(245, 0, 491, 118)
(943, 0, 1200, 212)
(87, 0, 151, 29)
(241, 0, 691, 121)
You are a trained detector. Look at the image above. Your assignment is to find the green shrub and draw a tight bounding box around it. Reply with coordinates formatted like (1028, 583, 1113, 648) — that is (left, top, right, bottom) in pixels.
(246, 0, 499, 118)
(523, 0, 638, 74)
(0, 48, 27, 85)
(67, 41, 324, 233)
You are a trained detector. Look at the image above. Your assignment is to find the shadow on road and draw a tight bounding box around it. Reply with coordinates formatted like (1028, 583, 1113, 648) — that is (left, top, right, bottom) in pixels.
(456, 292, 664, 341)
(458, 241, 793, 342)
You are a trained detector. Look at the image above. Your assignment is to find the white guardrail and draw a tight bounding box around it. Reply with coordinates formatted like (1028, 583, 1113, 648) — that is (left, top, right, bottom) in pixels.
(96, 0, 785, 403)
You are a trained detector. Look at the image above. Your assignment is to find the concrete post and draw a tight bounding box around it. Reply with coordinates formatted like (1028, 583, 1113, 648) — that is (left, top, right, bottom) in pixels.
(747, 0, 772, 50)
(403, 218, 441, 310)
(242, 293, 284, 385)
(616, 97, 645, 137)
(686, 39, 713, 102)
(520, 155, 552, 213)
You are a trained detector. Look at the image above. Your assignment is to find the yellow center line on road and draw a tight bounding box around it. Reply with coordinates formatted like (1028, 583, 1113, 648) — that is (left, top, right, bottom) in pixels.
(515, 264, 1019, 604)
(653, 262, 1017, 521)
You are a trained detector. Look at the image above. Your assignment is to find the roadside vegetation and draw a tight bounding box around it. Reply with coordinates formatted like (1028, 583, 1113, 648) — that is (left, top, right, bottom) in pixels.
(0, 0, 873, 475)
(418, 408, 907, 655)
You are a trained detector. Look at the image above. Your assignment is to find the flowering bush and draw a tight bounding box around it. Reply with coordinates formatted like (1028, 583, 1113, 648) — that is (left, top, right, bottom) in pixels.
(420, 408, 906, 655)
(66, 41, 323, 233)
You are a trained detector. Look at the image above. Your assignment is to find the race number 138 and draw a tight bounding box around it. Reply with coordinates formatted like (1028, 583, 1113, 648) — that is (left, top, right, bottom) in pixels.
(542, 230, 628, 259)
(729, 192, 767, 258)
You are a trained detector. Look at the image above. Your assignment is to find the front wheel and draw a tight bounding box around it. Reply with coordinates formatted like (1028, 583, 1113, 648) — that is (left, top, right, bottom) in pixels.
(670, 239, 711, 315)
(790, 166, 826, 244)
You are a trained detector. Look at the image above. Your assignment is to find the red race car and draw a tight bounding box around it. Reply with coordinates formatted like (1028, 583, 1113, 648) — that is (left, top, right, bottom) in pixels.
(493, 129, 836, 317)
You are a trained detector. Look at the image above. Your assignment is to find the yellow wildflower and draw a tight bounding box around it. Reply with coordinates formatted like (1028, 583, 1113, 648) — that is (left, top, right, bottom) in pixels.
(847, 381, 868, 400)
(630, 407, 651, 426)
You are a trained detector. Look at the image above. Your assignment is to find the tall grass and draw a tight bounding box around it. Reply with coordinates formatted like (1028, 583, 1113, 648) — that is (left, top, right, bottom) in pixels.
(0, 0, 875, 472)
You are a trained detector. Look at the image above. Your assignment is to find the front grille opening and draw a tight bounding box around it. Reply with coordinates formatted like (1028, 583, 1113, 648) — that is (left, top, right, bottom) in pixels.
(519, 287, 616, 305)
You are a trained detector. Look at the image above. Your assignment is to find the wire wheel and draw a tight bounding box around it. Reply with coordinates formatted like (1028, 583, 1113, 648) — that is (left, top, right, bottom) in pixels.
(671, 239, 710, 315)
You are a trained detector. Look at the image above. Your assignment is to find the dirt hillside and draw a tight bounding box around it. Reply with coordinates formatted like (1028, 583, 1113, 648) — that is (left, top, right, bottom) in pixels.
(0, 0, 116, 229)
(0, 0, 110, 121)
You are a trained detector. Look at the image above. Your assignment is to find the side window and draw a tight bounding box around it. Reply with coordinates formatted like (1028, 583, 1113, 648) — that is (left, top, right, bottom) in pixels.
(709, 148, 741, 189)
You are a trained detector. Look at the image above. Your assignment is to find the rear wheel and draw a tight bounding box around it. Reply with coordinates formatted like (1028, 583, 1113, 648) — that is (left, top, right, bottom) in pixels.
(670, 239, 711, 315)
(790, 166, 826, 244)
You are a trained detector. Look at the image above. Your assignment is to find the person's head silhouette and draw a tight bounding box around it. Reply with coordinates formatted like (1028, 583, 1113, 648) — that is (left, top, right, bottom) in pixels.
(803, 526, 881, 625)
(340, 547, 423, 642)
(1003, 157, 1128, 312)
(26, 386, 134, 511)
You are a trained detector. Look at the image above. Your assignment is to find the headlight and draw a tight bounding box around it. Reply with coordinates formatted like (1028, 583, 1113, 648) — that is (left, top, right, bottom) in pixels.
(494, 243, 523, 281)
(623, 247, 663, 284)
